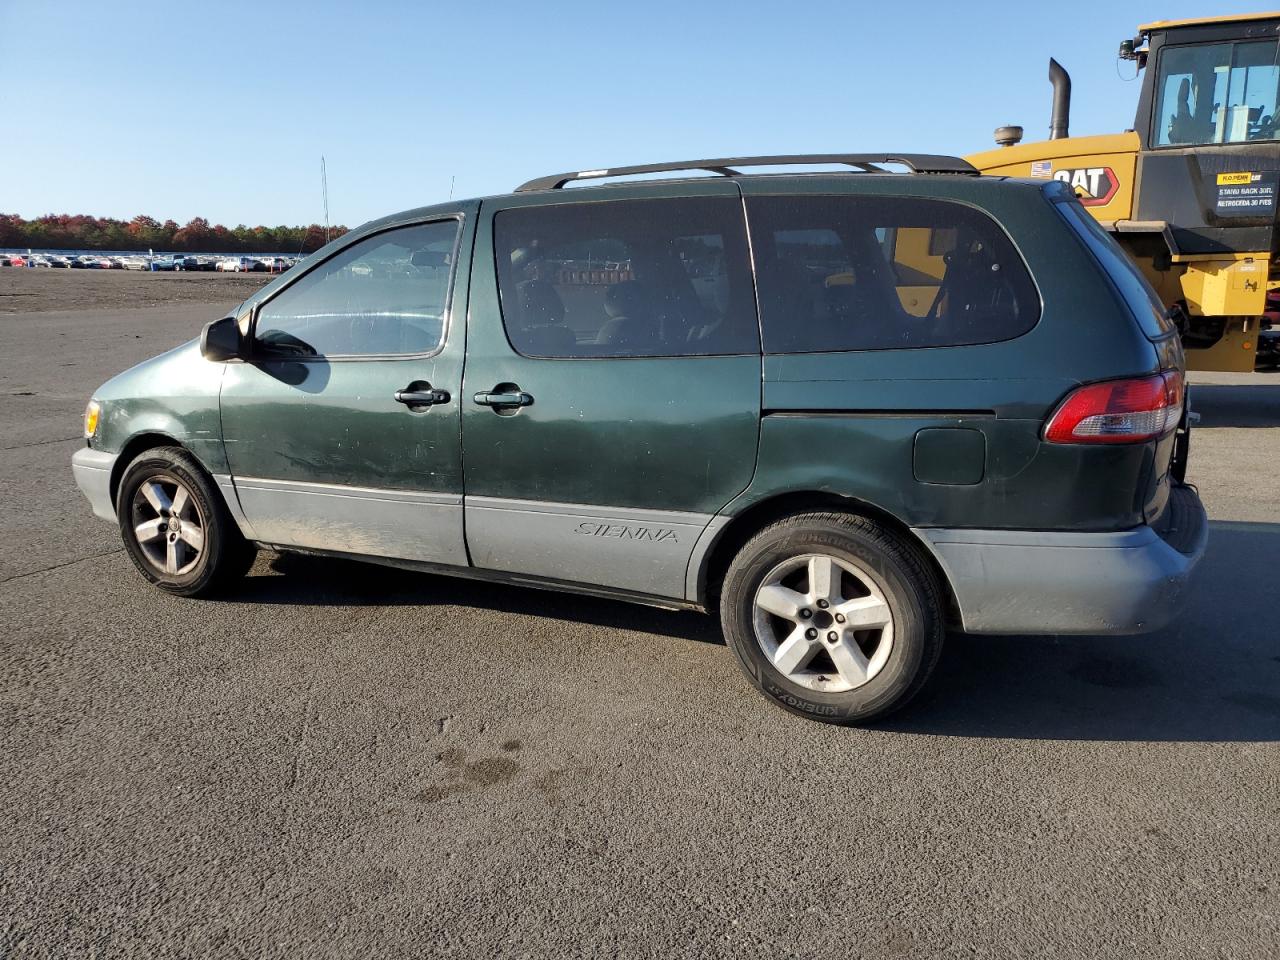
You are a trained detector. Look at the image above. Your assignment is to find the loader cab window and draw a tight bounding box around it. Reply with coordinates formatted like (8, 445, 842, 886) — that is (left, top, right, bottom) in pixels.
(1154, 39, 1280, 146)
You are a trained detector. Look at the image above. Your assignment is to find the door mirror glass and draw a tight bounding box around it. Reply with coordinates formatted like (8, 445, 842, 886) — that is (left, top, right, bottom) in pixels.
(200, 315, 242, 361)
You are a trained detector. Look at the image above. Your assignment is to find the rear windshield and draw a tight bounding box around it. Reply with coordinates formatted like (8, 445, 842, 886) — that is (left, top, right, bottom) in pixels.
(747, 195, 1041, 354)
(1056, 200, 1175, 339)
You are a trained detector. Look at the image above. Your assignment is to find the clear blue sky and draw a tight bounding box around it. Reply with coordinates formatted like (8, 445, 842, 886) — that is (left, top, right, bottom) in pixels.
(3, 1, 1275, 228)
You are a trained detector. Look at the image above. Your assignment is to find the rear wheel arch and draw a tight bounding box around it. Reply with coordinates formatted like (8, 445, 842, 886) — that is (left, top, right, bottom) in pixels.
(699, 491, 957, 622)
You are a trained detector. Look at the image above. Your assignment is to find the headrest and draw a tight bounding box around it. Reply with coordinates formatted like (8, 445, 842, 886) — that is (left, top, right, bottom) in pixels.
(604, 280, 649, 318)
(516, 278, 565, 325)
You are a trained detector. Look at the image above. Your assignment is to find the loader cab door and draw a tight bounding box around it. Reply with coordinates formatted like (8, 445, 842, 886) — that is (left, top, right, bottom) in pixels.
(1146, 31, 1280, 147)
(1131, 19, 1280, 259)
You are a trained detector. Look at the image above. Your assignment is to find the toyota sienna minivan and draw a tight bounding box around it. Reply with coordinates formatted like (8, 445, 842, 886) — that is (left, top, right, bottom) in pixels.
(72, 154, 1208, 724)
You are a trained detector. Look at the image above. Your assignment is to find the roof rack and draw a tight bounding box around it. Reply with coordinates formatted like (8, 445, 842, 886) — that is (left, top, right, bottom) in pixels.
(515, 153, 979, 192)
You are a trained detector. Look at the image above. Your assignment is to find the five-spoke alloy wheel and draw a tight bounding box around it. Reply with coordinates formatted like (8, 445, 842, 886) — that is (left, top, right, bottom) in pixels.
(752, 553, 894, 693)
(117, 446, 255, 597)
(130, 475, 207, 577)
(721, 511, 944, 724)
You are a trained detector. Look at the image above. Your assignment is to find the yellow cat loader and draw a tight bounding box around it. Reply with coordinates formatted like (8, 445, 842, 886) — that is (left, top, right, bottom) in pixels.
(967, 12, 1280, 371)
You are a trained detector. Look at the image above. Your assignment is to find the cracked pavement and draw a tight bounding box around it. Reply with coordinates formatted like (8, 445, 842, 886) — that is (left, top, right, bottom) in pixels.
(2, 280, 1279, 958)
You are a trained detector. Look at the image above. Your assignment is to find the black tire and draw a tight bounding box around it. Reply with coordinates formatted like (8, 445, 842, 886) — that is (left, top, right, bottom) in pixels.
(719, 511, 944, 725)
(116, 446, 255, 597)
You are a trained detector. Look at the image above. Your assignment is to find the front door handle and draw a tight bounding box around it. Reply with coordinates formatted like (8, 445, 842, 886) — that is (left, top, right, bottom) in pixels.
(394, 381, 450, 409)
(473, 389, 533, 408)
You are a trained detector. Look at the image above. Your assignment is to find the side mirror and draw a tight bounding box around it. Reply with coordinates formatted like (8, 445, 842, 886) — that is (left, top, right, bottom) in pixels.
(200, 315, 243, 361)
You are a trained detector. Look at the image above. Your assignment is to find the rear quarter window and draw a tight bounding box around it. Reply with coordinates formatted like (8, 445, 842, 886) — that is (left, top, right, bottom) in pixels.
(1056, 199, 1175, 340)
(747, 195, 1041, 353)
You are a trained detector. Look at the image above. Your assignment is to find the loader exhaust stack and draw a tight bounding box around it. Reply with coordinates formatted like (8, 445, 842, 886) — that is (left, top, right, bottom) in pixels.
(1049, 58, 1071, 140)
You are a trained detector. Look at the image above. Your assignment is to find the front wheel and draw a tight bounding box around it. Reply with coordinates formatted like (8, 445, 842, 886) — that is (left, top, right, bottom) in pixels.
(720, 512, 944, 725)
(117, 446, 255, 597)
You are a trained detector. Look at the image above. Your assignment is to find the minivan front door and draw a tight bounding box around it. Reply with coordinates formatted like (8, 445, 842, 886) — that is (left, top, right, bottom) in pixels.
(461, 185, 762, 600)
(219, 211, 473, 566)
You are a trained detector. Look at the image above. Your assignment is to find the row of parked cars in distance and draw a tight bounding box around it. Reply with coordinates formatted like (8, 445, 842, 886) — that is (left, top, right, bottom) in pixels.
(2, 253, 299, 272)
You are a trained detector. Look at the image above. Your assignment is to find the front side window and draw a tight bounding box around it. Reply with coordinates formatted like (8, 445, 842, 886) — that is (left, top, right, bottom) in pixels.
(255, 219, 460, 358)
(493, 197, 759, 358)
(748, 195, 1040, 354)
(1154, 39, 1280, 146)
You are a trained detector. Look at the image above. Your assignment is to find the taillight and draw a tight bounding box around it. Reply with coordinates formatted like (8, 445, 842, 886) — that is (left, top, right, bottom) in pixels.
(1044, 371, 1184, 444)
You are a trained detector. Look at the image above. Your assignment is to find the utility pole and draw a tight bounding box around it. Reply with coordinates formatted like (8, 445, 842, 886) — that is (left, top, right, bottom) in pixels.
(321, 156, 331, 245)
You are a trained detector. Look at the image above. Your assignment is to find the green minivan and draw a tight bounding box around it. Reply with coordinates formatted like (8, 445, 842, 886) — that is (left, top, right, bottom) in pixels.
(72, 154, 1207, 724)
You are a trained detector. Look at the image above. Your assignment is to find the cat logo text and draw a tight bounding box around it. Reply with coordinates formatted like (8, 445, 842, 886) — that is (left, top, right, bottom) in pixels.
(1052, 167, 1120, 207)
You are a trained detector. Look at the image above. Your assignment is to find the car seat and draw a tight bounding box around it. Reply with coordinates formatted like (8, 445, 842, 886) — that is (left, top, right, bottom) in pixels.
(515, 279, 577, 356)
(594, 280, 661, 353)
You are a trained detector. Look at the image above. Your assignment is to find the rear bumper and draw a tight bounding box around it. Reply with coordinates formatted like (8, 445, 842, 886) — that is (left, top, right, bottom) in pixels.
(72, 447, 118, 522)
(917, 484, 1208, 636)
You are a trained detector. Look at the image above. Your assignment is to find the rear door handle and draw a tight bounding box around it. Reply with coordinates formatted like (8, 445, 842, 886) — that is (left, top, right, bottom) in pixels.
(394, 381, 450, 408)
(474, 390, 533, 408)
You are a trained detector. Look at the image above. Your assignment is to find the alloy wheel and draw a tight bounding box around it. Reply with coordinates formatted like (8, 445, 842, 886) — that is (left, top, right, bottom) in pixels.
(130, 474, 206, 576)
(751, 553, 894, 692)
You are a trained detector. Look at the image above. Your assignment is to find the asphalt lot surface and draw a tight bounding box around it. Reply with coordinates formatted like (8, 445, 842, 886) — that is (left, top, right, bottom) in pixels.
(2, 273, 1278, 958)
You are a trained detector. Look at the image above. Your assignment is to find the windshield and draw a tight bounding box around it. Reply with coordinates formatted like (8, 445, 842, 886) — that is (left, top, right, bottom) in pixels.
(1153, 38, 1280, 146)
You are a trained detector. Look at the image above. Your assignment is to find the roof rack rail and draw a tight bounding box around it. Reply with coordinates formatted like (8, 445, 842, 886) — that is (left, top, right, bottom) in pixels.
(515, 153, 979, 192)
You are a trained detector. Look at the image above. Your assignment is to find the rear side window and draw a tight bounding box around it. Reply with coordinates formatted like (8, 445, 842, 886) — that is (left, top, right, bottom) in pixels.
(1056, 200, 1175, 339)
(748, 195, 1040, 353)
(493, 197, 759, 358)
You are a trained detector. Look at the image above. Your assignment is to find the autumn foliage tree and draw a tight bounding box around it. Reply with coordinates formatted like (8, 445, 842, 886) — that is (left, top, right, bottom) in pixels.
(0, 214, 347, 253)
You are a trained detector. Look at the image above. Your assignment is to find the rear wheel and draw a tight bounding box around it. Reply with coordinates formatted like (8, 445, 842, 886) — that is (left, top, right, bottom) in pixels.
(720, 511, 944, 724)
(117, 446, 255, 597)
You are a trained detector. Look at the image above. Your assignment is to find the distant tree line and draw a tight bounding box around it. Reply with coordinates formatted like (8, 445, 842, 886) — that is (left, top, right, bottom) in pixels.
(0, 214, 349, 253)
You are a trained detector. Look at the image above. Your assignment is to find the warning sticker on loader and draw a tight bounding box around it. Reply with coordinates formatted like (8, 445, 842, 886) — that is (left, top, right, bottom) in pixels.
(1212, 172, 1278, 218)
